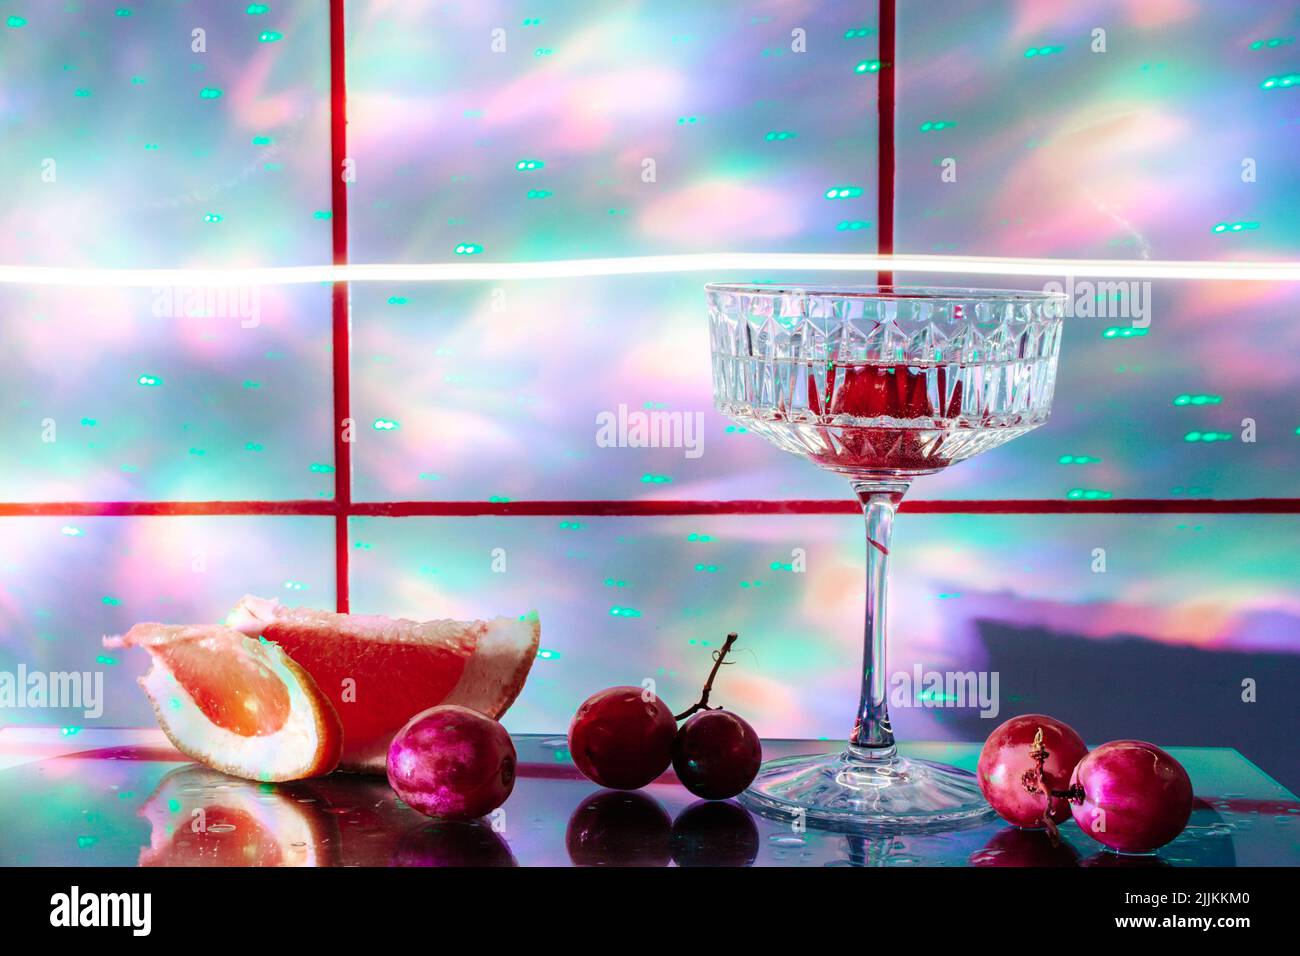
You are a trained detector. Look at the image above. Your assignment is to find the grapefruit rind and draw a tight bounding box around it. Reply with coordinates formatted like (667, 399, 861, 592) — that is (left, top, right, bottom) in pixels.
(445, 611, 540, 720)
(105, 623, 343, 782)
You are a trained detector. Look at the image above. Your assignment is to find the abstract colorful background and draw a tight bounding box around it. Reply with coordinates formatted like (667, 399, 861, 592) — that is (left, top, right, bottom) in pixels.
(0, 3, 1296, 788)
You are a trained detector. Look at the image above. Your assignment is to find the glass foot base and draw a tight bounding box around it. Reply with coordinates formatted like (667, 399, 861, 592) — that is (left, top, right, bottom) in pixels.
(738, 749, 996, 833)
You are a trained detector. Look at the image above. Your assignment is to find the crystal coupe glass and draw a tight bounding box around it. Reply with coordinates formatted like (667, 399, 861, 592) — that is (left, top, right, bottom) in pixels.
(707, 284, 1066, 830)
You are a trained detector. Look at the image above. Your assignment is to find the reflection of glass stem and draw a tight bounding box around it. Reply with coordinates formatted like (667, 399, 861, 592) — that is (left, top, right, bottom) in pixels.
(845, 834, 902, 867)
(848, 480, 909, 755)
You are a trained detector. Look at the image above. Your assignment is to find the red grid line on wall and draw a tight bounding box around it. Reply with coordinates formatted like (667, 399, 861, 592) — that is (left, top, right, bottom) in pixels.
(3, 1, 1297, 616)
(2, 499, 1298, 519)
(330, 0, 352, 612)
(876, 0, 895, 287)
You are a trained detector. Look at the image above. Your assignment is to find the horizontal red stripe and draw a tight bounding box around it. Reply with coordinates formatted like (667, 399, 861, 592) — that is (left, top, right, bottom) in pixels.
(0, 498, 1297, 517)
(0, 500, 339, 517)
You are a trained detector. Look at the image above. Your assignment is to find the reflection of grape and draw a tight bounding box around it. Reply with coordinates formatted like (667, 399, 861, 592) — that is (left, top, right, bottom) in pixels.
(671, 710, 762, 800)
(969, 827, 1080, 868)
(565, 790, 672, 867)
(671, 800, 759, 867)
(390, 821, 516, 867)
(568, 686, 676, 790)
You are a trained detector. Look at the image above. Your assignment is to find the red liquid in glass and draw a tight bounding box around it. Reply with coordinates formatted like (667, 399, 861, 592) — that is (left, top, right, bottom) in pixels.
(802, 362, 974, 474)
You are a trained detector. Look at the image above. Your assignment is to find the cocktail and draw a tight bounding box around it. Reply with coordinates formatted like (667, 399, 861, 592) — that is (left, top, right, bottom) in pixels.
(707, 285, 1066, 830)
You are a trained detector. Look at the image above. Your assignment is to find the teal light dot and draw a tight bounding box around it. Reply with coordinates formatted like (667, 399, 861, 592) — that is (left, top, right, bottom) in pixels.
(246, 3, 270, 13)
(199, 87, 223, 98)
(258, 30, 282, 42)
(96, 655, 117, 666)
(252, 135, 273, 145)
(527, 189, 552, 199)
(115, 7, 132, 16)
(137, 374, 162, 386)
(855, 59, 882, 74)
(203, 212, 223, 223)
(309, 462, 335, 473)
(454, 243, 483, 255)
(372, 418, 399, 431)
(312, 209, 332, 220)
(6, 15, 27, 27)
(514, 159, 544, 171)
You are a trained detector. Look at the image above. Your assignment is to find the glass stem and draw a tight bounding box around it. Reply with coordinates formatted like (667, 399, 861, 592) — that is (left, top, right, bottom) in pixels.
(848, 479, 910, 755)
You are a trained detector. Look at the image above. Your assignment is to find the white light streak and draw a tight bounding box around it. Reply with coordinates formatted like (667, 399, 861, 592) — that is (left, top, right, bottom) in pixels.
(1, 253, 1298, 287)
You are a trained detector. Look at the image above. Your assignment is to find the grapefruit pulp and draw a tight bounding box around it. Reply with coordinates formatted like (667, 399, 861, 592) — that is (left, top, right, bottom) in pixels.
(104, 623, 343, 781)
(227, 596, 540, 773)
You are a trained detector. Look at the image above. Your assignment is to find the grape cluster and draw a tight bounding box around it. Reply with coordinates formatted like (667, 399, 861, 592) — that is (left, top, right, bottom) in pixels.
(567, 633, 762, 801)
(977, 714, 1194, 854)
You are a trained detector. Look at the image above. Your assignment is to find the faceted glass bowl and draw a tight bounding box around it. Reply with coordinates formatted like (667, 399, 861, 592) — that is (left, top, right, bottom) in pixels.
(708, 285, 1065, 478)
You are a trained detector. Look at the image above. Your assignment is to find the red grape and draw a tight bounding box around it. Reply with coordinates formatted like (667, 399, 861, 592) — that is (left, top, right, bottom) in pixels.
(386, 705, 516, 820)
(1069, 740, 1193, 853)
(568, 685, 676, 790)
(977, 714, 1088, 827)
(671, 709, 762, 800)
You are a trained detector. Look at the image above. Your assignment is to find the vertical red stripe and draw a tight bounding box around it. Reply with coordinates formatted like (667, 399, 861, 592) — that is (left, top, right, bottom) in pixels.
(877, 0, 896, 288)
(329, 0, 351, 612)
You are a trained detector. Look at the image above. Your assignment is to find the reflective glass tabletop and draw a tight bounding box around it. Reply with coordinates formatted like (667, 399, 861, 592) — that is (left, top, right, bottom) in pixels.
(1, 729, 1295, 867)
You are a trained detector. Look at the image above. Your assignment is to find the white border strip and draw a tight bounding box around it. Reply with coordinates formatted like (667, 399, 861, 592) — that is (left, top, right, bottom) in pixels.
(1, 253, 1298, 287)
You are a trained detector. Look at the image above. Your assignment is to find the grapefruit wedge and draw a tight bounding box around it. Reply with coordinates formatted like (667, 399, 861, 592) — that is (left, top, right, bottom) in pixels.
(227, 596, 540, 773)
(105, 623, 343, 781)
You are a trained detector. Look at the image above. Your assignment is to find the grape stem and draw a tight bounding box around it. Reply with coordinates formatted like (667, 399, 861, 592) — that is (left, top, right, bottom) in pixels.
(1019, 727, 1087, 845)
(674, 632, 738, 722)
